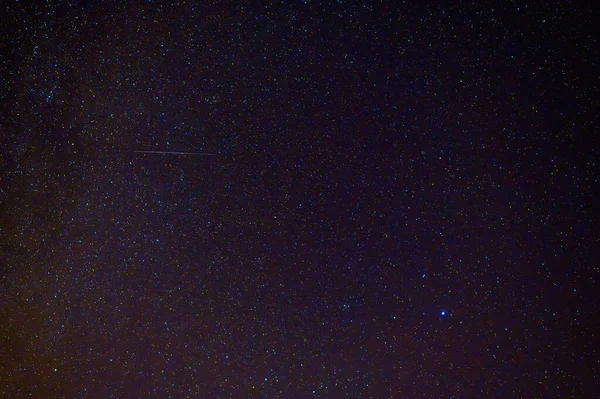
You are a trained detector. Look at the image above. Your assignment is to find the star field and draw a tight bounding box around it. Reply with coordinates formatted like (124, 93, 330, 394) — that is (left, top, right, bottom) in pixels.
(0, 1, 598, 397)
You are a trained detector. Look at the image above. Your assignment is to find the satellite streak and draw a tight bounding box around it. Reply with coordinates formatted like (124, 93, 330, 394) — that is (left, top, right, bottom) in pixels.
(135, 150, 216, 156)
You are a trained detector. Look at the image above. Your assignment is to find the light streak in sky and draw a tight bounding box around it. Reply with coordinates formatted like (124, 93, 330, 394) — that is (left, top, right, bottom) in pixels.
(135, 150, 216, 156)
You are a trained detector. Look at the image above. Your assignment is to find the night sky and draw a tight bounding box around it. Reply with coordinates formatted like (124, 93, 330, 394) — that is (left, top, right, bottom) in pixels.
(0, 1, 598, 398)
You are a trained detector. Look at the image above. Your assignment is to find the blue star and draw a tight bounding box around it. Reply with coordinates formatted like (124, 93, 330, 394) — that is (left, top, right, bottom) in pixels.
(441, 311, 446, 316)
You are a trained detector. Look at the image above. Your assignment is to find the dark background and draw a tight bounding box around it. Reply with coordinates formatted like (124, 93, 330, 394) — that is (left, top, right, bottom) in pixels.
(0, 0, 598, 397)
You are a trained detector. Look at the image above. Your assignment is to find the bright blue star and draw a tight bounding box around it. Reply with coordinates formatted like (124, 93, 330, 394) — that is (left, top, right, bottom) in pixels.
(441, 311, 446, 316)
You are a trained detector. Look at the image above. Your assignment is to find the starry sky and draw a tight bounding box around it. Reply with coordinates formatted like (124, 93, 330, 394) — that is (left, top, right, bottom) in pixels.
(0, 1, 598, 397)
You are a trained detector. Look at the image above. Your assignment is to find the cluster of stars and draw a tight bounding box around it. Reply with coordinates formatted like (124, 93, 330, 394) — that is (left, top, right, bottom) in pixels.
(0, 1, 596, 397)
